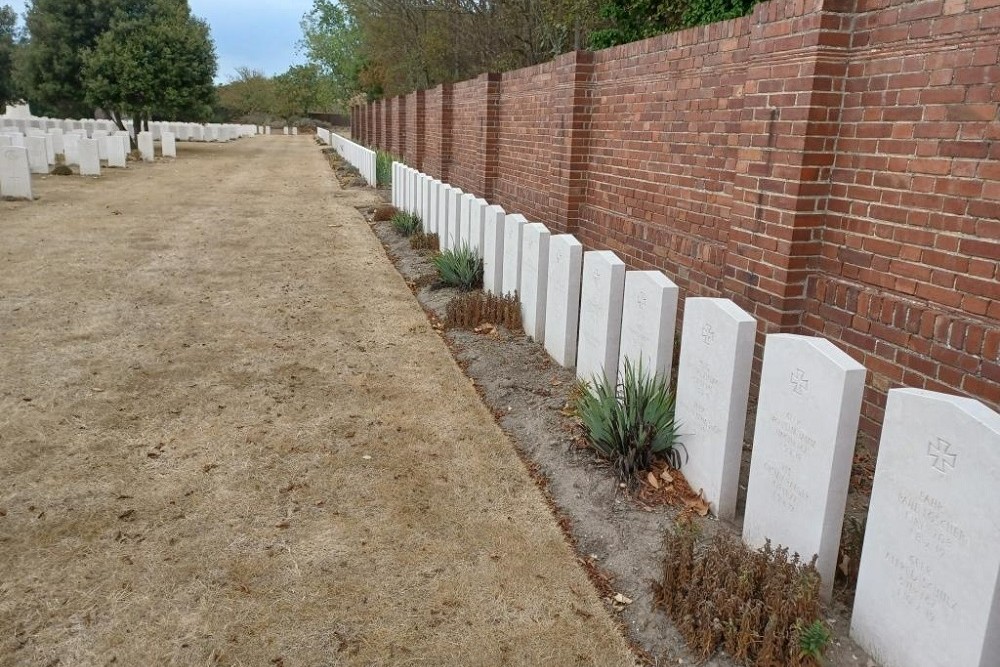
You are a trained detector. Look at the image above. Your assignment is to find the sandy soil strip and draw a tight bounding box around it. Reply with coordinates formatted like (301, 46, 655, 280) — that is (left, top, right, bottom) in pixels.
(0, 137, 636, 666)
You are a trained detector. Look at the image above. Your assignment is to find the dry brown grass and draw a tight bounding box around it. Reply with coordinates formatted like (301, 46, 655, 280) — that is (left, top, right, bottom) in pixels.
(0, 137, 635, 667)
(654, 527, 824, 666)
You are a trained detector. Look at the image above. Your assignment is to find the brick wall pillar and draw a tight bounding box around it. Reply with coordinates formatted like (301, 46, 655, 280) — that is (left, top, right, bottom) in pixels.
(725, 0, 853, 335)
(547, 50, 594, 235)
(408, 90, 425, 169)
(438, 83, 454, 181)
(394, 95, 407, 159)
(384, 99, 394, 152)
(365, 104, 374, 145)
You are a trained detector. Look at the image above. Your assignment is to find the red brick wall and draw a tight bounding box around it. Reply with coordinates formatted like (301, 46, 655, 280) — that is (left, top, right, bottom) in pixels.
(404, 91, 425, 169)
(581, 18, 752, 297)
(422, 84, 453, 181)
(493, 61, 559, 226)
(803, 0, 1000, 436)
(449, 74, 500, 199)
(360, 0, 1000, 437)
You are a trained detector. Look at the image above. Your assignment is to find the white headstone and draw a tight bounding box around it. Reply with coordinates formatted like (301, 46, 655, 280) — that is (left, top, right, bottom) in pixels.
(446, 187, 463, 251)
(0, 146, 33, 199)
(458, 193, 476, 250)
(138, 131, 154, 162)
(544, 235, 584, 368)
(851, 389, 1000, 667)
(161, 131, 176, 158)
(92, 129, 109, 160)
(520, 223, 550, 341)
(482, 205, 506, 295)
(292, 127, 298, 136)
(437, 183, 450, 240)
(618, 271, 679, 382)
(104, 135, 127, 168)
(78, 138, 101, 176)
(25, 135, 48, 174)
(742, 334, 865, 600)
(63, 133, 80, 166)
(420, 176, 431, 232)
(675, 298, 756, 520)
(48, 130, 64, 159)
(427, 178, 444, 237)
(501, 214, 526, 297)
(468, 198, 488, 256)
(576, 251, 626, 384)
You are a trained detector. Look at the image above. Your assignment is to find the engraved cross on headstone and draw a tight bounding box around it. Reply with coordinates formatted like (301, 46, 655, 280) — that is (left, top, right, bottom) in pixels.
(701, 323, 715, 345)
(790, 368, 809, 395)
(928, 437, 957, 474)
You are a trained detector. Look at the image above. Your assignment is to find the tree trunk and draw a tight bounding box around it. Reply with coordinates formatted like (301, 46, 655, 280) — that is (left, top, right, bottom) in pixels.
(131, 111, 142, 150)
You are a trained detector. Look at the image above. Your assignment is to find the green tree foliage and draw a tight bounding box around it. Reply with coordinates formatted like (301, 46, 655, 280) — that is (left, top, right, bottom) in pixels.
(0, 4, 20, 106)
(20, 0, 125, 117)
(300, 0, 366, 105)
(300, 0, 605, 102)
(215, 64, 338, 122)
(274, 64, 332, 118)
(82, 0, 217, 139)
(588, 0, 685, 49)
(216, 67, 277, 119)
(681, 0, 763, 27)
(589, 0, 764, 49)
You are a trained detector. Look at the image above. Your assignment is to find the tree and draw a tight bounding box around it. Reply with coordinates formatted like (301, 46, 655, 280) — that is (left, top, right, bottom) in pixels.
(21, 0, 125, 117)
(300, 0, 366, 105)
(216, 67, 278, 119)
(82, 0, 217, 143)
(0, 4, 20, 107)
(588, 0, 685, 49)
(273, 64, 334, 118)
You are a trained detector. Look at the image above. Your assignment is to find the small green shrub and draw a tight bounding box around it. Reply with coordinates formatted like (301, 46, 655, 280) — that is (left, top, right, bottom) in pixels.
(574, 358, 682, 484)
(433, 244, 483, 291)
(391, 211, 422, 237)
(376, 151, 394, 188)
(796, 619, 831, 662)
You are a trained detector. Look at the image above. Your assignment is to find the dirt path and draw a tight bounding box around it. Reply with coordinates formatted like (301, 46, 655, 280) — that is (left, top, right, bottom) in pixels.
(0, 137, 635, 667)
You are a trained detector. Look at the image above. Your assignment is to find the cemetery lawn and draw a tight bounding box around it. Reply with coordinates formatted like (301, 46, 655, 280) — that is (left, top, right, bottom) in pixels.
(0, 137, 636, 667)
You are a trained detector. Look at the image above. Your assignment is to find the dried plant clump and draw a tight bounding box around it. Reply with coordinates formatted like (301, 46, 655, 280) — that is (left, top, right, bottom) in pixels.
(50, 164, 74, 176)
(372, 204, 397, 222)
(410, 231, 439, 252)
(445, 291, 522, 332)
(654, 529, 828, 667)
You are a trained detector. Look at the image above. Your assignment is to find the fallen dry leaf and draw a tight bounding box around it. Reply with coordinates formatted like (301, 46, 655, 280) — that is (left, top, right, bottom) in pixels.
(647, 472, 660, 489)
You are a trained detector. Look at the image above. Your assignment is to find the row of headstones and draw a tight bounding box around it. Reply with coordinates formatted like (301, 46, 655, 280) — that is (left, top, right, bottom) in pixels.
(1, 121, 258, 200)
(390, 161, 1000, 667)
(278, 126, 299, 136)
(317, 129, 376, 186)
(2, 117, 255, 143)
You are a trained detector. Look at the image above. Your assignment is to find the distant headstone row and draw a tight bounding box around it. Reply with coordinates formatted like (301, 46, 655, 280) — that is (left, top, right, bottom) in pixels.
(316, 129, 376, 186)
(388, 161, 1000, 667)
(1, 116, 257, 200)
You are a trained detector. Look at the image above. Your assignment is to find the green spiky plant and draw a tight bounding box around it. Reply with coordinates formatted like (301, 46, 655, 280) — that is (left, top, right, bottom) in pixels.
(432, 244, 483, 291)
(376, 151, 394, 187)
(574, 358, 683, 484)
(796, 619, 831, 663)
(390, 211, 422, 237)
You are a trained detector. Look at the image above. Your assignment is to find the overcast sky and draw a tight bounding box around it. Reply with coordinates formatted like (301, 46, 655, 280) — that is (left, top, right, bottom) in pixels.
(5, 0, 315, 82)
